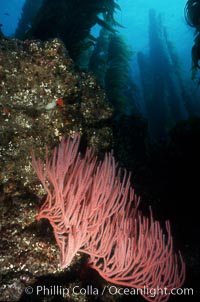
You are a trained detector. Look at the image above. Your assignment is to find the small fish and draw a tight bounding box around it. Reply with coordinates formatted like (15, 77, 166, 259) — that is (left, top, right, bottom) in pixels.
(56, 98, 64, 107)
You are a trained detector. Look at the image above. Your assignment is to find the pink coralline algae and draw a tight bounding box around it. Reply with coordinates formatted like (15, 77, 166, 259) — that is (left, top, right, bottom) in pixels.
(32, 133, 185, 302)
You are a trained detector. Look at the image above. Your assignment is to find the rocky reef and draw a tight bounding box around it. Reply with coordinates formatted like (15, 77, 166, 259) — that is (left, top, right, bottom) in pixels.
(0, 37, 113, 301)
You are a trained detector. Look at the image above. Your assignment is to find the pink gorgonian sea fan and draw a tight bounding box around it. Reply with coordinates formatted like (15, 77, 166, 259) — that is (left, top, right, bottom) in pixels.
(32, 133, 185, 302)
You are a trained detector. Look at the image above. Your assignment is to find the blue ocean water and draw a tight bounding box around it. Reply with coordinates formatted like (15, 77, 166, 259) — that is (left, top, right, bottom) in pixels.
(0, 0, 25, 36)
(117, 0, 194, 69)
(89, 1, 194, 74)
(115, 0, 200, 118)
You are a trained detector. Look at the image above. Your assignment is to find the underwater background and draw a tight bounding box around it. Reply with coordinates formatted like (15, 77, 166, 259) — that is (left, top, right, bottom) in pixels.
(0, 0, 200, 301)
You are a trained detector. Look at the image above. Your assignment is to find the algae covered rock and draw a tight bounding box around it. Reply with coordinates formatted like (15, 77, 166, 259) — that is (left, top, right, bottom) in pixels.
(0, 37, 113, 301)
(0, 37, 113, 191)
